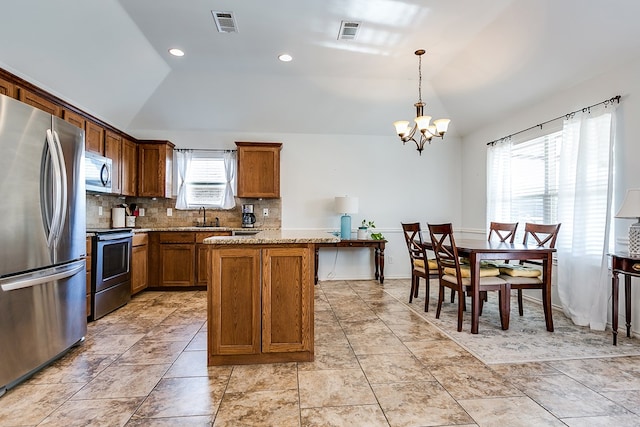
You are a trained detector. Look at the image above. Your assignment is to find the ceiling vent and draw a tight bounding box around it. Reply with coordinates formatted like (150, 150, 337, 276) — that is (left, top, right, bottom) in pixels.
(338, 21, 361, 40)
(212, 11, 238, 33)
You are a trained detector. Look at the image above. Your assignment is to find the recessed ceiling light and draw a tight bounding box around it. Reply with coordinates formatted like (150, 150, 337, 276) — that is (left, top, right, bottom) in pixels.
(168, 48, 185, 57)
(278, 53, 293, 62)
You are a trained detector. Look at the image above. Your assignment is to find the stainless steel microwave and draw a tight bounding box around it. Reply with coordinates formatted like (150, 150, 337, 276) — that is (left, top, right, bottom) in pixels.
(85, 152, 112, 193)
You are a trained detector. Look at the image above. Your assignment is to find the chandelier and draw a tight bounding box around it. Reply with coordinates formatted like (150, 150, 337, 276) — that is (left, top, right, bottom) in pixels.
(393, 49, 450, 155)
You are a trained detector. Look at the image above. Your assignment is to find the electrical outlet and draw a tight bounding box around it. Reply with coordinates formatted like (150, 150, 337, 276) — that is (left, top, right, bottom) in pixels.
(167, 208, 173, 217)
(98, 206, 103, 216)
(263, 208, 269, 217)
(138, 208, 145, 217)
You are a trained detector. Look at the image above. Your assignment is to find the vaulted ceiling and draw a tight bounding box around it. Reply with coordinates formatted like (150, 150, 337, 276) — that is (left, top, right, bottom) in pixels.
(2, 0, 640, 141)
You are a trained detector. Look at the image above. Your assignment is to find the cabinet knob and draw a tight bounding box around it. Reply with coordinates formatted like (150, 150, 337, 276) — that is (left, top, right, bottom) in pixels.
(633, 263, 640, 272)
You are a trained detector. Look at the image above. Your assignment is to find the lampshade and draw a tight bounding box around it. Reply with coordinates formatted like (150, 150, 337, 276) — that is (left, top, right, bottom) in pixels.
(615, 189, 640, 219)
(335, 196, 358, 214)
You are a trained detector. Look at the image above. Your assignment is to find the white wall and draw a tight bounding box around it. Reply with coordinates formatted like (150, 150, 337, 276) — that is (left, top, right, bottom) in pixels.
(460, 56, 640, 334)
(132, 129, 463, 281)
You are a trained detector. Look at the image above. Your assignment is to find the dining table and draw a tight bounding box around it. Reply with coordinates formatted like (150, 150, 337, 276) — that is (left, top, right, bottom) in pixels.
(421, 239, 557, 334)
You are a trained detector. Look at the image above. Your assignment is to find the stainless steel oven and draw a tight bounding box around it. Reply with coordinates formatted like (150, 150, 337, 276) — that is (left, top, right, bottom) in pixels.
(89, 229, 132, 320)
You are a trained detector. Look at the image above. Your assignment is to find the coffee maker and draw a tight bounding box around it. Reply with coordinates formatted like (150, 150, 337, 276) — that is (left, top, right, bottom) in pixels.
(242, 204, 256, 228)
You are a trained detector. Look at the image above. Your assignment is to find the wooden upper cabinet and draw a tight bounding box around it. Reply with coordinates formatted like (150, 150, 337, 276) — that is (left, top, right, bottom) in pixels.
(85, 121, 104, 155)
(236, 142, 282, 198)
(63, 109, 85, 130)
(0, 77, 15, 98)
(121, 138, 138, 197)
(105, 131, 123, 195)
(18, 88, 61, 117)
(138, 140, 174, 198)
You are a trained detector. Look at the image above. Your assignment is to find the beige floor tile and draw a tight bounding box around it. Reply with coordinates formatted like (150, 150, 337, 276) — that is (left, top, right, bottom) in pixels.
(117, 338, 190, 365)
(0, 383, 84, 425)
(405, 339, 480, 367)
(298, 368, 377, 408)
(126, 415, 213, 426)
(358, 353, 435, 384)
(298, 343, 360, 371)
(28, 351, 118, 384)
(346, 331, 410, 355)
(459, 396, 566, 427)
(81, 333, 145, 355)
(601, 389, 640, 415)
(213, 389, 300, 427)
(134, 377, 228, 418)
(144, 321, 204, 341)
(430, 364, 523, 400)
(509, 374, 627, 418)
(372, 381, 474, 427)
(72, 363, 170, 399)
(550, 358, 640, 392)
(561, 413, 640, 426)
(164, 350, 233, 378)
(225, 363, 298, 393)
(39, 397, 143, 427)
(488, 362, 561, 377)
(185, 330, 208, 351)
(300, 404, 389, 427)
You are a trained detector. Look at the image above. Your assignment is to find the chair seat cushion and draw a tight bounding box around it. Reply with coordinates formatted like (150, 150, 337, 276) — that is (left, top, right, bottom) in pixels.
(499, 266, 542, 277)
(443, 274, 507, 286)
(499, 275, 542, 285)
(443, 266, 500, 277)
(413, 259, 438, 270)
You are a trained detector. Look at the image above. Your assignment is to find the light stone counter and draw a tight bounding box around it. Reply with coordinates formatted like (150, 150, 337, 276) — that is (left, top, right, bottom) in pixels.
(203, 229, 339, 245)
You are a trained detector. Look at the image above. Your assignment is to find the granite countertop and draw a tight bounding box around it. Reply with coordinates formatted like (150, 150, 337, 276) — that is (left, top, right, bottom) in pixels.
(203, 230, 340, 245)
(87, 227, 272, 235)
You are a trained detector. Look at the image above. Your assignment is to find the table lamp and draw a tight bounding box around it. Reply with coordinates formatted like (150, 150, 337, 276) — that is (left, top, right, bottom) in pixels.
(615, 188, 640, 255)
(335, 196, 358, 239)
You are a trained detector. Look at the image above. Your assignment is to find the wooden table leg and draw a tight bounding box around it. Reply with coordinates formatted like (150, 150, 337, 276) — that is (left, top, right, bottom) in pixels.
(374, 247, 380, 282)
(499, 283, 511, 330)
(314, 246, 319, 285)
(470, 255, 480, 334)
(542, 255, 554, 332)
(612, 271, 619, 345)
(378, 244, 385, 284)
(625, 274, 632, 338)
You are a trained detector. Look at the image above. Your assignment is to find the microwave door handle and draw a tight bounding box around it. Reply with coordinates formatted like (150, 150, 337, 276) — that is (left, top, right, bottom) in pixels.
(52, 130, 68, 244)
(100, 162, 110, 187)
(45, 129, 62, 248)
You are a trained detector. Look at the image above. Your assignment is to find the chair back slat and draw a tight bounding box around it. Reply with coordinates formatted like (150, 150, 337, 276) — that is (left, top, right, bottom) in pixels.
(523, 223, 561, 248)
(488, 221, 519, 243)
(427, 223, 460, 275)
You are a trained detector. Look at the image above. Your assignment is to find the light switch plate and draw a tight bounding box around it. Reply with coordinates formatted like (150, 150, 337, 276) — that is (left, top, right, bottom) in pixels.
(138, 208, 145, 217)
(167, 208, 173, 216)
(98, 206, 103, 216)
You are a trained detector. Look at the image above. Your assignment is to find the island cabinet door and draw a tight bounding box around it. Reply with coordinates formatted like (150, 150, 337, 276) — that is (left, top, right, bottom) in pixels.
(210, 248, 261, 355)
(261, 246, 313, 354)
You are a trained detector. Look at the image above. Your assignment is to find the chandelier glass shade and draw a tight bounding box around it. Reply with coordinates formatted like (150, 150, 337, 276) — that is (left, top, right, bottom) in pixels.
(393, 49, 451, 155)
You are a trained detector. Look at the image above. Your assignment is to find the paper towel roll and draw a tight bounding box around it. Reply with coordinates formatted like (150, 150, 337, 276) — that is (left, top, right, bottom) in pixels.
(112, 207, 125, 228)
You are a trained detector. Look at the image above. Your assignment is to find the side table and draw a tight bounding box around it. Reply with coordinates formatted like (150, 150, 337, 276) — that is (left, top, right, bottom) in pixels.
(314, 239, 386, 284)
(610, 252, 640, 345)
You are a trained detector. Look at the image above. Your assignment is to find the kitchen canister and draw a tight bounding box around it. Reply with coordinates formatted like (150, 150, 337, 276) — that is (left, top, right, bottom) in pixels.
(125, 216, 136, 228)
(112, 207, 125, 228)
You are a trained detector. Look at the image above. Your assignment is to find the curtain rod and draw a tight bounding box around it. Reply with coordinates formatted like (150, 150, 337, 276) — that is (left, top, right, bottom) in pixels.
(174, 148, 235, 153)
(486, 95, 621, 146)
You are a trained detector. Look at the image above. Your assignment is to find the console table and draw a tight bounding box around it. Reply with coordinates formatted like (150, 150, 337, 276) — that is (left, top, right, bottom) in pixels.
(314, 239, 387, 284)
(610, 252, 640, 345)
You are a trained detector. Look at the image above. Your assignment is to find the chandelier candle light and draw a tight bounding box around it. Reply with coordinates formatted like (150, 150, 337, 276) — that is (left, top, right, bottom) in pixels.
(393, 49, 451, 155)
(615, 188, 640, 256)
(335, 196, 358, 240)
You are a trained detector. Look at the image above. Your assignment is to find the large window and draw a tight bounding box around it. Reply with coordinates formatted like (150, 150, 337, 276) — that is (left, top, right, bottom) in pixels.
(174, 150, 236, 209)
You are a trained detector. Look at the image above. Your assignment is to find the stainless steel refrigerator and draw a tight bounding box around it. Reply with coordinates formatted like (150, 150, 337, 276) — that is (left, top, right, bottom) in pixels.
(0, 94, 86, 396)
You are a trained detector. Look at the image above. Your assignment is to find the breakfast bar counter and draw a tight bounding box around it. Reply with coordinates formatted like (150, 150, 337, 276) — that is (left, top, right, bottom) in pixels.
(204, 230, 338, 366)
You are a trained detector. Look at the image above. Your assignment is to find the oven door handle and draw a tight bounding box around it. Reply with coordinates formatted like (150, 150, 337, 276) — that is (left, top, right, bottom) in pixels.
(97, 233, 133, 241)
(1, 260, 85, 292)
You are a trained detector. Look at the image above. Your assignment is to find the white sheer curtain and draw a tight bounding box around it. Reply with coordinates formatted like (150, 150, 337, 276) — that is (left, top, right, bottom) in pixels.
(487, 139, 513, 229)
(221, 151, 236, 209)
(175, 150, 193, 209)
(557, 105, 616, 330)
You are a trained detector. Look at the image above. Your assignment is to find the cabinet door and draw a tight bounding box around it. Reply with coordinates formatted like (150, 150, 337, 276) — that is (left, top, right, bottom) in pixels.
(131, 243, 148, 295)
(0, 77, 15, 98)
(105, 131, 122, 195)
(122, 138, 138, 196)
(195, 232, 232, 285)
(159, 244, 195, 286)
(63, 109, 85, 130)
(85, 121, 104, 155)
(210, 248, 261, 356)
(138, 141, 174, 198)
(18, 88, 61, 117)
(236, 142, 281, 198)
(261, 246, 312, 353)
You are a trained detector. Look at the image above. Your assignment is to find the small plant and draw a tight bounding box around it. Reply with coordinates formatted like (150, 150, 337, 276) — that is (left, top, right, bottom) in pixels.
(361, 220, 384, 240)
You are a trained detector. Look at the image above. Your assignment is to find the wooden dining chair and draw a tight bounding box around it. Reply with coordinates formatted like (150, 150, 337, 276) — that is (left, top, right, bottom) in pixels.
(488, 221, 519, 243)
(401, 222, 438, 312)
(498, 223, 561, 316)
(428, 223, 510, 332)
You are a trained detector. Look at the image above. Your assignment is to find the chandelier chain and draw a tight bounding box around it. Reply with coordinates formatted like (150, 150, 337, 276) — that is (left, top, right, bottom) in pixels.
(417, 54, 422, 103)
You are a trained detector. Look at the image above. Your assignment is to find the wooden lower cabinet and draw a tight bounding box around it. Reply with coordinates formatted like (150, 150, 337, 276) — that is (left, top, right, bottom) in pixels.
(131, 233, 148, 295)
(208, 244, 313, 365)
(160, 244, 195, 287)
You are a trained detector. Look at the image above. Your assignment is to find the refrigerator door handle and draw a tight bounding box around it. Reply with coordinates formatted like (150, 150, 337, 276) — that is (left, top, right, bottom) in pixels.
(0, 260, 85, 292)
(45, 129, 63, 248)
(52, 130, 68, 244)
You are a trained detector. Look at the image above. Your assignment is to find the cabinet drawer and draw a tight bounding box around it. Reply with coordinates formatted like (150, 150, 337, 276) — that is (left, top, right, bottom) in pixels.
(133, 233, 148, 246)
(159, 232, 195, 243)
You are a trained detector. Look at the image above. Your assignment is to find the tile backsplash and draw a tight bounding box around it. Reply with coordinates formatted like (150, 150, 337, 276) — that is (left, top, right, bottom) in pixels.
(86, 194, 281, 229)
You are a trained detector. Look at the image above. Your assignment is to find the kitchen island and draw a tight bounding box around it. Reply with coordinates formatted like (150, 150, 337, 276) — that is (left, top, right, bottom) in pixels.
(204, 230, 339, 366)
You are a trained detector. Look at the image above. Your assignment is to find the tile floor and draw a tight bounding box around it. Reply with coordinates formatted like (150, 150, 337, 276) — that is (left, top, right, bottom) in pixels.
(1, 279, 640, 426)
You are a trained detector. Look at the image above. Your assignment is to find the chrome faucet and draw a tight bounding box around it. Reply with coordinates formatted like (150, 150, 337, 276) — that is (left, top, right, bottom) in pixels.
(198, 206, 206, 226)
